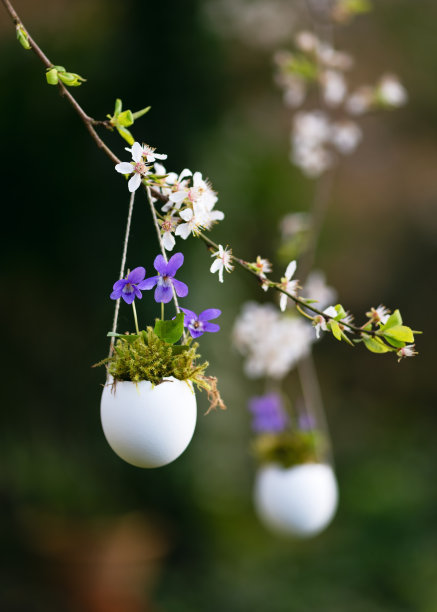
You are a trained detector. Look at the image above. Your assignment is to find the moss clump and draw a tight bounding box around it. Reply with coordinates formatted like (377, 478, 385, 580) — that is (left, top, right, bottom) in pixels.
(253, 430, 324, 469)
(96, 327, 206, 385)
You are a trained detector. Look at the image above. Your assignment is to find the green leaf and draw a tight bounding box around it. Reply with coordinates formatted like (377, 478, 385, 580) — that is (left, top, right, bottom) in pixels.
(380, 309, 403, 331)
(154, 313, 185, 344)
(382, 325, 414, 343)
(114, 98, 123, 115)
(107, 331, 139, 343)
(116, 125, 134, 145)
(330, 320, 342, 341)
(16, 25, 31, 50)
(132, 106, 151, 120)
(117, 109, 134, 127)
(334, 304, 347, 320)
(363, 335, 392, 354)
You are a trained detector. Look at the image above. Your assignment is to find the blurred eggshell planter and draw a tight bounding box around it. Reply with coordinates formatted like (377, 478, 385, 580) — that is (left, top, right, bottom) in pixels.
(101, 375, 197, 468)
(254, 462, 339, 537)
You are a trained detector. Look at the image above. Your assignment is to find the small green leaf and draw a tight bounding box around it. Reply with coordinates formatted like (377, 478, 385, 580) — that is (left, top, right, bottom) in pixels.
(117, 109, 134, 127)
(380, 309, 403, 331)
(382, 325, 414, 344)
(334, 304, 347, 320)
(340, 330, 355, 347)
(116, 125, 135, 145)
(114, 98, 123, 115)
(107, 331, 139, 343)
(154, 313, 185, 344)
(363, 335, 392, 354)
(330, 320, 342, 341)
(132, 106, 151, 120)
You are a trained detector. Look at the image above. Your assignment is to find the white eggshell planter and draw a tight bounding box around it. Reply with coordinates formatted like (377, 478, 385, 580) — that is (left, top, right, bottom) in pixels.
(254, 463, 339, 538)
(101, 376, 197, 468)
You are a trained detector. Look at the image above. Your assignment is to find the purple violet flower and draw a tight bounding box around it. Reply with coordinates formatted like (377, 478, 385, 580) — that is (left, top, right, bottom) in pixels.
(248, 393, 289, 433)
(180, 308, 221, 338)
(141, 252, 188, 304)
(110, 267, 149, 304)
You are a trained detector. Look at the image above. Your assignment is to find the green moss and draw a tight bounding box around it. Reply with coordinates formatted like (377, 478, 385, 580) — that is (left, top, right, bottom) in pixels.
(96, 327, 207, 386)
(253, 430, 325, 469)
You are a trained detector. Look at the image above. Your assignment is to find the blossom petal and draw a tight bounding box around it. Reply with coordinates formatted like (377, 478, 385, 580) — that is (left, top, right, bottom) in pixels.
(285, 260, 297, 280)
(175, 223, 191, 240)
(172, 278, 188, 298)
(179, 168, 192, 181)
(134, 286, 142, 299)
(154, 153, 168, 160)
(112, 279, 127, 292)
(210, 259, 221, 273)
(128, 173, 142, 192)
(115, 162, 134, 174)
(137, 276, 158, 290)
(166, 252, 184, 276)
(199, 308, 221, 322)
(110, 288, 123, 300)
(162, 232, 175, 251)
(280, 294, 287, 312)
(131, 142, 143, 163)
(170, 191, 188, 204)
(127, 266, 146, 284)
(180, 307, 197, 321)
(203, 322, 220, 333)
(188, 327, 204, 338)
(155, 284, 173, 303)
(122, 291, 136, 305)
(153, 255, 168, 275)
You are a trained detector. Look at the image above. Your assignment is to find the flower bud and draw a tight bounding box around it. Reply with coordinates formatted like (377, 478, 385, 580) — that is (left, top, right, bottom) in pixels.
(46, 68, 59, 85)
(16, 25, 31, 50)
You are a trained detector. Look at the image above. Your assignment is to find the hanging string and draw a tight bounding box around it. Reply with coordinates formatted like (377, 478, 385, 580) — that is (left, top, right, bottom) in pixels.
(109, 189, 136, 356)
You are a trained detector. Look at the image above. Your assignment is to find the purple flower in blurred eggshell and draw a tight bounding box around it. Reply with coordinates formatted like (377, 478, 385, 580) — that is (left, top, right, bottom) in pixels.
(180, 308, 221, 338)
(110, 266, 149, 304)
(248, 393, 289, 433)
(141, 252, 188, 304)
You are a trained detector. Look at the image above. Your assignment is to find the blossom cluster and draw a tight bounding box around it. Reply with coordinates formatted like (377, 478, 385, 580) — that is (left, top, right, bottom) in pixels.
(115, 142, 224, 251)
(274, 31, 407, 177)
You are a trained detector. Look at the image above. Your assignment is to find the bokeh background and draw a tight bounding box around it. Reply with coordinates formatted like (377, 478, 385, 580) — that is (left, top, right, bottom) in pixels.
(1, 0, 436, 610)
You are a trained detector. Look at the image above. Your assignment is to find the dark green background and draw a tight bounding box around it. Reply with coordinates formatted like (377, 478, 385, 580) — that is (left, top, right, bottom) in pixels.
(0, 0, 436, 610)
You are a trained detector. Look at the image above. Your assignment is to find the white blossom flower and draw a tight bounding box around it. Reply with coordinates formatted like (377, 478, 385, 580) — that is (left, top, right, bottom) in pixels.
(345, 87, 373, 115)
(321, 69, 347, 107)
(280, 212, 311, 239)
(279, 260, 299, 312)
(161, 168, 193, 211)
(397, 345, 417, 362)
(175, 202, 205, 239)
(366, 305, 390, 325)
(233, 302, 313, 379)
(125, 143, 167, 163)
(302, 270, 337, 310)
(378, 74, 407, 107)
(210, 244, 234, 283)
(115, 141, 150, 192)
(292, 111, 333, 177)
(159, 215, 177, 251)
(313, 305, 337, 338)
(330, 120, 362, 154)
(295, 30, 318, 52)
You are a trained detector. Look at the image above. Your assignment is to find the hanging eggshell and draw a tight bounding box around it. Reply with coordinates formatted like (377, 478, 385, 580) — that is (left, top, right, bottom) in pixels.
(254, 463, 338, 537)
(101, 376, 197, 468)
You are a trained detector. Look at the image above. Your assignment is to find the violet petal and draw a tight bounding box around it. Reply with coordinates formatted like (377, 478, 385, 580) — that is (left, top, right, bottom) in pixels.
(138, 276, 158, 290)
(122, 291, 136, 305)
(172, 279, 188, 298)
(155, 284, 173, 303)
(110, 288, 123, 300)
(153, 255, 168, 275)
(127, 266, 146, 284)
(166, 252, 184, 277)
(198, 308, 221, 322)
(112, 279, 127, 291)
(203, 322, 220, 333)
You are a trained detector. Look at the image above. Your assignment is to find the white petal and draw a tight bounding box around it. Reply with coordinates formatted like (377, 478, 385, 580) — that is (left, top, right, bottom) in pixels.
(280, 294, 287, 312)
(115, 162, 133, 174)
(210, 259, 221, 273)
(285, 260, 297, 280)
(218, 268, 224, 283)
(154, 163, 167, 175)
(193, 171, 203, 186)
(162, 231, 175, 251)
(179, 168, 192, 181)
(324, 306, 338, 318)
(154, 153, 168, 160)
(170, 191, 187, 204)
(131, 142, 143, 163)
(124, 146, 133, 154)
(210, 210, 224, 221)
(175, 223, 191, 240)
(166, 172, 178, 184)
(179, 208, 193, 222)
(128, 173, 142, 192)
